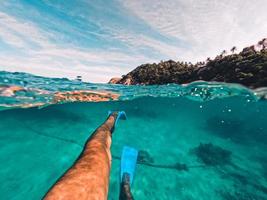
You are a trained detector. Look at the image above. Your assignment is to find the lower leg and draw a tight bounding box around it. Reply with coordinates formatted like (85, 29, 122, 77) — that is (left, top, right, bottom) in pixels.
(44, 112, 119, 200)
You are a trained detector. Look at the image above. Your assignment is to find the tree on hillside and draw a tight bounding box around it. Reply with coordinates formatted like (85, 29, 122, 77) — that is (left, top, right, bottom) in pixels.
(230, 46, 237, 54)
(258, 40, 263, 49)
(241, 45, 256, 54)
(220, 50, 227, 57)
(262, 38, 266, 49)
(257, 38, 266, 50)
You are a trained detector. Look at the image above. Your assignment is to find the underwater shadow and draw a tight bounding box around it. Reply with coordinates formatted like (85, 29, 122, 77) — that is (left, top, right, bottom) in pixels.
(191, 143, 232, 166)
(204, 116, 267, 144)
(191, 143, 267, 199)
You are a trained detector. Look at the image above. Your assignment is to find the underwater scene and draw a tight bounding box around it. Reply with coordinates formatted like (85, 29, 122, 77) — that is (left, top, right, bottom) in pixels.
(1, 71, 267, 200)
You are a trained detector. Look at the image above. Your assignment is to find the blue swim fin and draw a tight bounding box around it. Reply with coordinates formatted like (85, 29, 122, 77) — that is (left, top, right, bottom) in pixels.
(108, 111, 127, 126)
(120, 146, 138, 186)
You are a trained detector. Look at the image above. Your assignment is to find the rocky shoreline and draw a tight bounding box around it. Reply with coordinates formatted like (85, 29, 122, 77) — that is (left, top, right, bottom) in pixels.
(110, 38, 267, 89)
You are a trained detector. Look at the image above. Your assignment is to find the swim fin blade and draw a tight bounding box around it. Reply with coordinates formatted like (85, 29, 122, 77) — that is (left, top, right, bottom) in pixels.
(120, 146, 138, 186)
(117, 111, 127, 120)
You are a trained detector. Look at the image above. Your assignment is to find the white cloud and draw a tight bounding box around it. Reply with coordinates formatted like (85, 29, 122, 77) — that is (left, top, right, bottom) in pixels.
(0, 58, 124, 82)
(0, 10, 193, 82)
(120, 0, 267, 61)
(0, 12, 152, 82)
(108, 29, 185, 59)
(0, 12, 52, 49)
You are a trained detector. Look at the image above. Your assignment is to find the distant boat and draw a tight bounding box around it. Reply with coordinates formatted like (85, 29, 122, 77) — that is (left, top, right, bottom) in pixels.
(76, 76, 82, 82)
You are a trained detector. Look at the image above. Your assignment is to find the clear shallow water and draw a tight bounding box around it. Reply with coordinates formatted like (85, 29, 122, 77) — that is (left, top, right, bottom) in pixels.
(1, 71, 267, 200)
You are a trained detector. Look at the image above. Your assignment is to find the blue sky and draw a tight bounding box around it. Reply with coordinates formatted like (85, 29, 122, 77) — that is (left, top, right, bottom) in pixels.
(0, 0, 266, 82)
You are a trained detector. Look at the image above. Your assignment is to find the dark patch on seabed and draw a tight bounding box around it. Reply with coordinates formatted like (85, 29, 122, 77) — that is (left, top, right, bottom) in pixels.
(191, 142, 267, 199)
(205, 116, 267, 144)
(192, 143, 232, 166)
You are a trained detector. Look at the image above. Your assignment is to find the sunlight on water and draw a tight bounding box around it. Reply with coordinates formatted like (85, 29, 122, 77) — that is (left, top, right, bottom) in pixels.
(0, 72, 267, 200)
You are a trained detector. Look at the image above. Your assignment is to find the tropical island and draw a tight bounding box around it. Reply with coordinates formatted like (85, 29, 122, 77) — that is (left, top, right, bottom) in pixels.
(110, 38, 267, 89)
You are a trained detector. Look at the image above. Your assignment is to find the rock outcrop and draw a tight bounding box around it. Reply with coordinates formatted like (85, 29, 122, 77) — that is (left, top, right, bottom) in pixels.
(115, 38, 267, 88)
(108, 77, 122, 84)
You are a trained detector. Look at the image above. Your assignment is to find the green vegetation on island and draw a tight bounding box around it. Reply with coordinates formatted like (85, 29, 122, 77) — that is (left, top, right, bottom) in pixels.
(112, 38, 267, 88)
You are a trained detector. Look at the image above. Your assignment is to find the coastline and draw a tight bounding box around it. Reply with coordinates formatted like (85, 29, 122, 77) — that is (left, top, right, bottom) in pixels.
(110, 39, 267, 89)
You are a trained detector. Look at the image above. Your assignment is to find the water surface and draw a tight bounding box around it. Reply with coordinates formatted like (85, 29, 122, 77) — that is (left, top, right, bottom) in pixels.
(0, 71, 267, 200)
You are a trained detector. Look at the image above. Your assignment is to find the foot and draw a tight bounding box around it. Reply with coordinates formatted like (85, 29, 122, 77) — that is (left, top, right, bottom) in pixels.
(108, 111, 127, 126)
(107, 111, 127, 133)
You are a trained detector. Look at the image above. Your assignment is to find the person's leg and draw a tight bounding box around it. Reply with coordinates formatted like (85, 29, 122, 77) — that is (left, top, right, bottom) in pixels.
(119, 173, 135, 200)
(44, 112, 119, 200)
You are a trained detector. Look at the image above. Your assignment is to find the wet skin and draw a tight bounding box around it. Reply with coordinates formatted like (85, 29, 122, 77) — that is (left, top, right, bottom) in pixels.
(44, 112, 118, 200)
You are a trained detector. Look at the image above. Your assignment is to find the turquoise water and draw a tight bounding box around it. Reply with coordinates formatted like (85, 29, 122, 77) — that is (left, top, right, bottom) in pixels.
(1, 71, 267, 199)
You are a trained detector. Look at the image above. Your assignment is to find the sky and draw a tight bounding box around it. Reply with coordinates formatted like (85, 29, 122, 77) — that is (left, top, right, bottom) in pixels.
(0, 0, 266, 82)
